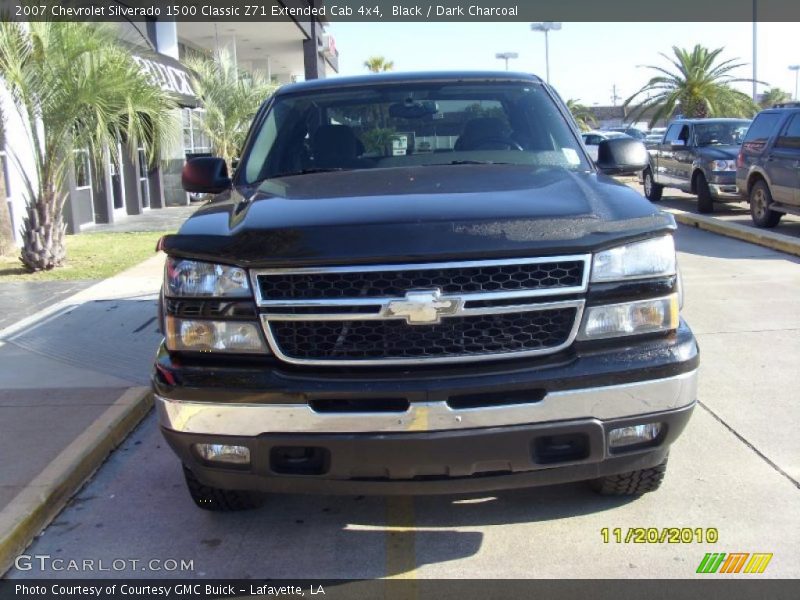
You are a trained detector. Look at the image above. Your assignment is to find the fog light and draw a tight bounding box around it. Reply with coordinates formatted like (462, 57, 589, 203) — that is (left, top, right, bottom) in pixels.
(194, 443, 251, 465)
(608, 423, 662, 448)
(165, 316, 268, 353)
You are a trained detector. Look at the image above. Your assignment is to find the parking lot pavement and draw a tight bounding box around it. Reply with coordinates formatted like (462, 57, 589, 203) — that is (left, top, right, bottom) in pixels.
(6, 225, 800, 580)
(625, 180, 800, 240)
(0, 281, 95, 331)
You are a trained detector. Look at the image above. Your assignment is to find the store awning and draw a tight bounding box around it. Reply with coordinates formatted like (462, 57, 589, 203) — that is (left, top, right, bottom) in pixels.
(131, 52, 199, 108)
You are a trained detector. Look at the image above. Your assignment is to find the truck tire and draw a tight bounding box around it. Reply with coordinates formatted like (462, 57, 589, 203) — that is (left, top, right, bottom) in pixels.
(642, 168, 663, 202)
(749, 179, 783, 228)
(695, 173, 714, 214)
(591, 457, 668, 496)
(183, 465, 266, 511)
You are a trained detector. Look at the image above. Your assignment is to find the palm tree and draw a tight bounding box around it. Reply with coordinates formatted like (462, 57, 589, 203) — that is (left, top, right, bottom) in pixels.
(565, 99, 597, 131)
(363, 56, 394, 73)
(624, 45, 760, 128)
(759, 87, 791, 108)
(186, 49, 276, 174)
(0, 22, 179, 271)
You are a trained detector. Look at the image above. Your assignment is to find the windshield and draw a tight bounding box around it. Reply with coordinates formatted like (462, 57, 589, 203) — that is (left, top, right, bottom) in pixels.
(240, 81, 591, 184)
(694, 121, 751, 146)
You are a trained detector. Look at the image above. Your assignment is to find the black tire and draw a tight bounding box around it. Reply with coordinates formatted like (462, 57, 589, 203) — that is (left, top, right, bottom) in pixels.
(591, 456, 668, 496)
(183, 465, 266, 511)
(749, 179, 783, 228)
(695, 173, 714, 214)
(642, 168, 663, 201)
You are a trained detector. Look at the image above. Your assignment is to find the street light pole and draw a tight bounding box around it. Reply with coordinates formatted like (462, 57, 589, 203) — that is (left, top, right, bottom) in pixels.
(495, 52, 519, 71)
(790, 65, 800, 101)
(752, 0, 758, 102)
(530, 22, 561, 85)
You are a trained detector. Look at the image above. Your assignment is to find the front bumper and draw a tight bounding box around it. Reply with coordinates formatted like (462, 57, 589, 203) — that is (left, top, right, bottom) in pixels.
(709, 183, 740, 199)
(155, 322, 698, 495)
(708, 173, 740, 199)
(162, 404, 692, 495)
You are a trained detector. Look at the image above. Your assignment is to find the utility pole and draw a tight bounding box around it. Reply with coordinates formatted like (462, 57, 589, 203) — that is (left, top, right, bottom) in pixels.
(611, 84, 621, 107)
(790, 65, 800, 101)
(752, 0, 758, 102)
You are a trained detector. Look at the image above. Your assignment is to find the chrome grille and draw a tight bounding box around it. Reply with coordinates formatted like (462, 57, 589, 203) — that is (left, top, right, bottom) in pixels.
(251, 256, 589, 366)
(270, 307, 578, 362)
(257, 259, 585, 301)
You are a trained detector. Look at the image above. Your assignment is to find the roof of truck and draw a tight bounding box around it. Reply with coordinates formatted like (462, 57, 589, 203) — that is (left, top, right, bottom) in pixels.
(274, 71, 544, 95)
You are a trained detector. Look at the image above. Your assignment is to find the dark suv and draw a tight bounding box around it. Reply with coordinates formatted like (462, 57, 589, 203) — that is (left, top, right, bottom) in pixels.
(736, 102, 800, 227)
(155, 72, 698, 511)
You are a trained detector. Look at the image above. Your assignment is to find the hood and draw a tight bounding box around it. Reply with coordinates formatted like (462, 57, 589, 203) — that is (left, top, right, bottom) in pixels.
(161, 165, 675, 266)
(695, 145, 741, 160)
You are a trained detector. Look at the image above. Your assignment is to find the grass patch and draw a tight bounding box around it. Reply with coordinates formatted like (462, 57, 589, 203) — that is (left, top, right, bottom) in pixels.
(0, 231, 168, 282)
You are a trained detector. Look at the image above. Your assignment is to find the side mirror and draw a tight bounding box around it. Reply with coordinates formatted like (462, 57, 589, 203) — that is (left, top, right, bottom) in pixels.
(181, 157, 231, 194)
(671, 139, 686, 149)
(596, 138, 649, 176)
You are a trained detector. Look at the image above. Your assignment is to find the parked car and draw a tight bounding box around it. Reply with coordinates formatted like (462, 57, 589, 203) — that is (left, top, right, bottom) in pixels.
(581, 130, 630, 160)
(157, 71, 697, 510)
(639, 118, 751, 213)
(607, 126, 647, 140)
(736, 102, 800, 227)
(644, 127, 667, 148)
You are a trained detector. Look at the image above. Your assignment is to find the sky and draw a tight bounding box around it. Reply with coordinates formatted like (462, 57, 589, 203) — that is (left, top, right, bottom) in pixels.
(326, 22, 800, 106)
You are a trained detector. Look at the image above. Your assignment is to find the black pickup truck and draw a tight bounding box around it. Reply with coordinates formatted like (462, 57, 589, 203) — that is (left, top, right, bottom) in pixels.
(640, 118, 751, 213)
(154, 72, 698, 511)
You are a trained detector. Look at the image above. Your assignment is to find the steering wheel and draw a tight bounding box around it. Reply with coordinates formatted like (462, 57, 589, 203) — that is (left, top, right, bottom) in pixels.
(470, 137, 525, 151)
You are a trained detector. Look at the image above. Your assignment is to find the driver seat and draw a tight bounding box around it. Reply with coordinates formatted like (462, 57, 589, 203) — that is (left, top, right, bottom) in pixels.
(454, 117, 512, 151)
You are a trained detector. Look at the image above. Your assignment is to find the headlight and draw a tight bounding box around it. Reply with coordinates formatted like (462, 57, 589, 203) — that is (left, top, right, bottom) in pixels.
(165, 258, 250, 298)
(591, 236, 676, 283)
(165, 317, 268, 353)
(711, 160, 736, 171)
(578, 295, 679, 340)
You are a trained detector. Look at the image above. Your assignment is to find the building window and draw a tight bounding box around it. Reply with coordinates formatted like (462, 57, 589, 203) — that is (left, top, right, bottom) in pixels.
(182, 108, 211, 154)
(73, 150, 91, 189)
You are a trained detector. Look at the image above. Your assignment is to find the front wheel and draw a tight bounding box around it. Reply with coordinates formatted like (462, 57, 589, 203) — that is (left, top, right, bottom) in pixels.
(183, 465, 266, 511)
(695, 173, 714, 214)
(642, 169, 663, 202)
(749, 180, 783, 228)
(591, 456, 668, 496)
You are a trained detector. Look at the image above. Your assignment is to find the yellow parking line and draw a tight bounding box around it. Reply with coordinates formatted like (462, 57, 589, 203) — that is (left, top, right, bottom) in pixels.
(385, 404, 424, 596)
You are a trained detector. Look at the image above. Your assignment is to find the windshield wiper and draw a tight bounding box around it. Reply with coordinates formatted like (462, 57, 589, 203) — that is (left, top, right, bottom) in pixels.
(270, 167, 352, 179)
(424, 160, 515, 166)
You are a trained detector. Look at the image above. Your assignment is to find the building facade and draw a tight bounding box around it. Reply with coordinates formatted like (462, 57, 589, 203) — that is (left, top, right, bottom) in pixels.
(1, 1, 339, 244)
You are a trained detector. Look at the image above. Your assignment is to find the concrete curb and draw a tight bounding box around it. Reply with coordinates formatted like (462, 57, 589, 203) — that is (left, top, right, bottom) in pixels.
(0, 387, 153, 575)
(666, 208, 800, 258)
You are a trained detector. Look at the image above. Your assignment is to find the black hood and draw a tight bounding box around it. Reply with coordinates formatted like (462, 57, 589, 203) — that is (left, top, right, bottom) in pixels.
(695, 145, 741, 160)
(161, 165, 675, 266)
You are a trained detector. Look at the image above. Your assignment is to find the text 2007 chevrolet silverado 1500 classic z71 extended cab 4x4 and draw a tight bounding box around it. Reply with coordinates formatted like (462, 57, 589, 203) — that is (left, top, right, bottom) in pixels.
(154, 72, 698, 511)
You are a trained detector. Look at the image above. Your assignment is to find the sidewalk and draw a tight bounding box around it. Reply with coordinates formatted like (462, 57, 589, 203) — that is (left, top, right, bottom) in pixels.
(0, 254, 165, 573)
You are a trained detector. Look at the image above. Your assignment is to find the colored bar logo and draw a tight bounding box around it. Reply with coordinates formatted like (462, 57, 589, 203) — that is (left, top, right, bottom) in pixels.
(696, 552, 772, 574)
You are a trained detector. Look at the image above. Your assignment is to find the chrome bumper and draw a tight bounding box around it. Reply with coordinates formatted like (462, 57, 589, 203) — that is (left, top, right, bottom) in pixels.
(156, 370, 697, 436)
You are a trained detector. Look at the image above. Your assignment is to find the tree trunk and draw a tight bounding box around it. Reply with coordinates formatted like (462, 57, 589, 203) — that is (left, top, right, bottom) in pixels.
(19, 190, 67, 271)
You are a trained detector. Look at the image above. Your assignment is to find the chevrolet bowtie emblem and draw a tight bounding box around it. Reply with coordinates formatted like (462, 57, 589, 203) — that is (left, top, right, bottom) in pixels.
(385, 289, 461, 324)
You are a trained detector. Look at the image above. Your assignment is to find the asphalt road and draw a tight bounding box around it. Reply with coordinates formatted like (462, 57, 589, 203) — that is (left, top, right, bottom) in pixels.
(7, 225, 800, 580)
